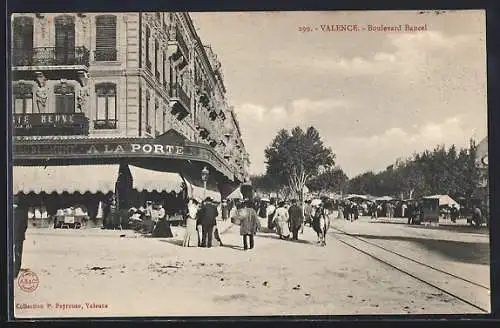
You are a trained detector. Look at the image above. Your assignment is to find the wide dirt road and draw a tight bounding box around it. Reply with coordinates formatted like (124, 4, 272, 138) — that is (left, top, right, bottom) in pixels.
(14, 219, 481, 318)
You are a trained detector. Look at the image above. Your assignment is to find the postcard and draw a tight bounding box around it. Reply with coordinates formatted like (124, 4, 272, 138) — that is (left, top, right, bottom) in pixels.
(10, 10, 489, 318)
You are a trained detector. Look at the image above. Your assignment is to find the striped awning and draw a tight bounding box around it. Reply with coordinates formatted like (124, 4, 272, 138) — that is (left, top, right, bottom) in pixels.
(12, 165, 120, 194)
(128, 165, 184, 192)
(185, 181, 221, 202)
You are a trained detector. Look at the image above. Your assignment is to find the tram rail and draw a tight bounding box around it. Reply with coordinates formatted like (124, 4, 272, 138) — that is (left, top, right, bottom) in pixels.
(330, 226, 490, 313)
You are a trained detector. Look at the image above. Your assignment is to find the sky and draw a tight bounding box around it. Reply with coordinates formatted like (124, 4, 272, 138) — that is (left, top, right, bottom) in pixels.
(190, 10, 487, 178)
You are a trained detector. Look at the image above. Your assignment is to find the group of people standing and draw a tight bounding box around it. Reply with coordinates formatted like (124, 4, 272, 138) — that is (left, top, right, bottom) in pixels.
(266, 199, 304, 241)
(183, 197, 224, 248)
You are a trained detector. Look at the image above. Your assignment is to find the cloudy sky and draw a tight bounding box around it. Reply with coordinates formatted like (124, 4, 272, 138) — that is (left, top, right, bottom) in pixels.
(190, 10, 487, 178)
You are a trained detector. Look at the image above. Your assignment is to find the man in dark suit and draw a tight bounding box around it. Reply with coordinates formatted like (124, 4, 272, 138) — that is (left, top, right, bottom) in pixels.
(13, 196, 28, 279)
(197, 197, 219, 248)
(288, 199, 304, 241)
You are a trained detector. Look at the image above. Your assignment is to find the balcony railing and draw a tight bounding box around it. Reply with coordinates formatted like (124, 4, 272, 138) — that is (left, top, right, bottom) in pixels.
(176, 25, 189, 59)
(12, 47, 90, 67)
(94, 119, 117, 130)
(94, 49, 118, 62)
(170, 83, 191, 109)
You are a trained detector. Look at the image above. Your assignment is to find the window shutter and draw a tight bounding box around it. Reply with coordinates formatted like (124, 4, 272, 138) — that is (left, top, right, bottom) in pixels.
(95, 15, 117, 61)
(13, 17, 34, 50)
(55, 16, 75, 63)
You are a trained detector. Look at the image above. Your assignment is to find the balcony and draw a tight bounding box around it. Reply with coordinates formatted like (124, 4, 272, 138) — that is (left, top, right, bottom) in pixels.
(12, 47, 90, 68)
(176, 25, 189, 60)
(94, 49, 118, 62)
(169, 83, 191, 121)
(94, 119, 117, 130)
(209, 110, 218, 121)
(13, 112, 89, 137)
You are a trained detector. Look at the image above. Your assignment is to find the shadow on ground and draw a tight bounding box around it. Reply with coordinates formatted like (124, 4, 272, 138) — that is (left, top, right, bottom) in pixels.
(368, 218, 489, 235)
(158, 238, 246, 251)
(256, 233, 314, 245)
(405, 224, 489, 235)
(338, 233, 490, 265)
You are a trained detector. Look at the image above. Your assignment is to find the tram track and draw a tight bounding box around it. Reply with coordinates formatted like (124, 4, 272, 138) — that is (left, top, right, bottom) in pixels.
(330, 226, 490, 313)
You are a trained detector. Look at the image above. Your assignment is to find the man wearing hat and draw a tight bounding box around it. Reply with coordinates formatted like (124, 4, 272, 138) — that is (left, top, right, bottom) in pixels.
(197, 197, 219, 248)
(13, 195, 28, 279)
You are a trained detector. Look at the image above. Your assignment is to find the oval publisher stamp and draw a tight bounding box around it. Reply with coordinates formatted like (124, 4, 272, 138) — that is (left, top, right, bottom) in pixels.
(18, 270, 39, 293)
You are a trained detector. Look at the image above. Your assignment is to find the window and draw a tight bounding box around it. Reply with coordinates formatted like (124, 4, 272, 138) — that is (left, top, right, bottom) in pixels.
(145, 92, 151, 133)
(154, 40, 160, 80)
(95, 15, 117, 61)
(54, 83, 75, 114)
(155, 100, 160, 135)
(55, 15, 75, 64)
(145, 26, 151, 69)
(162, 109, 166, 132)
(163, 51, 168, 88)
(12, 17, 34, 66)
(95, 83, 117, 129)
(13, 83, 33, 114)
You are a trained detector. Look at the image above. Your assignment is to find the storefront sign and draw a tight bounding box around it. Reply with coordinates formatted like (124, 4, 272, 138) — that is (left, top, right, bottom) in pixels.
(15, 142, 187, 157)
(13, 113, 89, 136)
(13, 139, 234, 179)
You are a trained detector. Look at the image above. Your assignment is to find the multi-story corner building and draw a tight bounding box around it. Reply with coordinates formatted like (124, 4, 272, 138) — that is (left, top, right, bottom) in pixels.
(474, 136, 488, 217)
(11, 12, 249, 203)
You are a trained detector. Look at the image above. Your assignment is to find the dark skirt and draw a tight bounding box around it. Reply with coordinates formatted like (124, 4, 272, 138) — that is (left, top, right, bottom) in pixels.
(152, 219, 173, 238)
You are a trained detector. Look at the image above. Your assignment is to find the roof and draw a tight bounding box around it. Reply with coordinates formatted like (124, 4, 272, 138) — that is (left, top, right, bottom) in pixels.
(423, 194, 460, 208)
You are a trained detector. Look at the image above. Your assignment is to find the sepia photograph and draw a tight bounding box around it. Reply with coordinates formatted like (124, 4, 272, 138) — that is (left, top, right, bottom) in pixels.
(9, 10, 489, 318)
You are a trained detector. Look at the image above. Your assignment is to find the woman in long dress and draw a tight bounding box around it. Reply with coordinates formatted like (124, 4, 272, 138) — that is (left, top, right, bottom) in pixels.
(183, 199, 199, 247)
(272, 202, 290, 239)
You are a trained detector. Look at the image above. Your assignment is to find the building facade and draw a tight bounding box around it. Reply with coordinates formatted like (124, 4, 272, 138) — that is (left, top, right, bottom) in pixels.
(11, 12, 249, 197)
(475, 136, 488, 217)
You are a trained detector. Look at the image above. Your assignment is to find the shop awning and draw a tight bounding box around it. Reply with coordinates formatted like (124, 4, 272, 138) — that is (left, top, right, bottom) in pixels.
(12, 165, 120, 194)
(184, 181, 221, 202)
(128, 165, 184, 192)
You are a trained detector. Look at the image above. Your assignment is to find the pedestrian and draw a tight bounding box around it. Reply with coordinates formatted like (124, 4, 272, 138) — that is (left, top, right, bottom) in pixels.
(197, 197, 219, 248)
(272, 201, 290, 239)
(303, 200, 313, 227)
(13, 196, 28, 279)
(450, 204, 459, 223)
(472, 205, 483, 228)
(266, 200, 277, 231)
(407, 201, 414, 225)
(212, 221, 224, 247)
(221, 199, 229, 221)
(288, 199, 304, 241)
(238, 200, 260, 250)
(401, 202, 408, 218)
(152, 203, 173, 238)
(183, 198, 199, 247)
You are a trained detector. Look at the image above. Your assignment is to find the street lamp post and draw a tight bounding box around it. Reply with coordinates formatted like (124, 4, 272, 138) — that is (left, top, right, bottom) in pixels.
(201, 166, 209, 199)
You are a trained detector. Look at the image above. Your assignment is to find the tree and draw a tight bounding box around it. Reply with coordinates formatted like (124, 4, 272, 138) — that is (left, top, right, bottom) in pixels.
(264, 126, 335, 201)
(250, 174, 276, 193)
(345, 139, 481, 200)
(307, 167, 349, 195)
